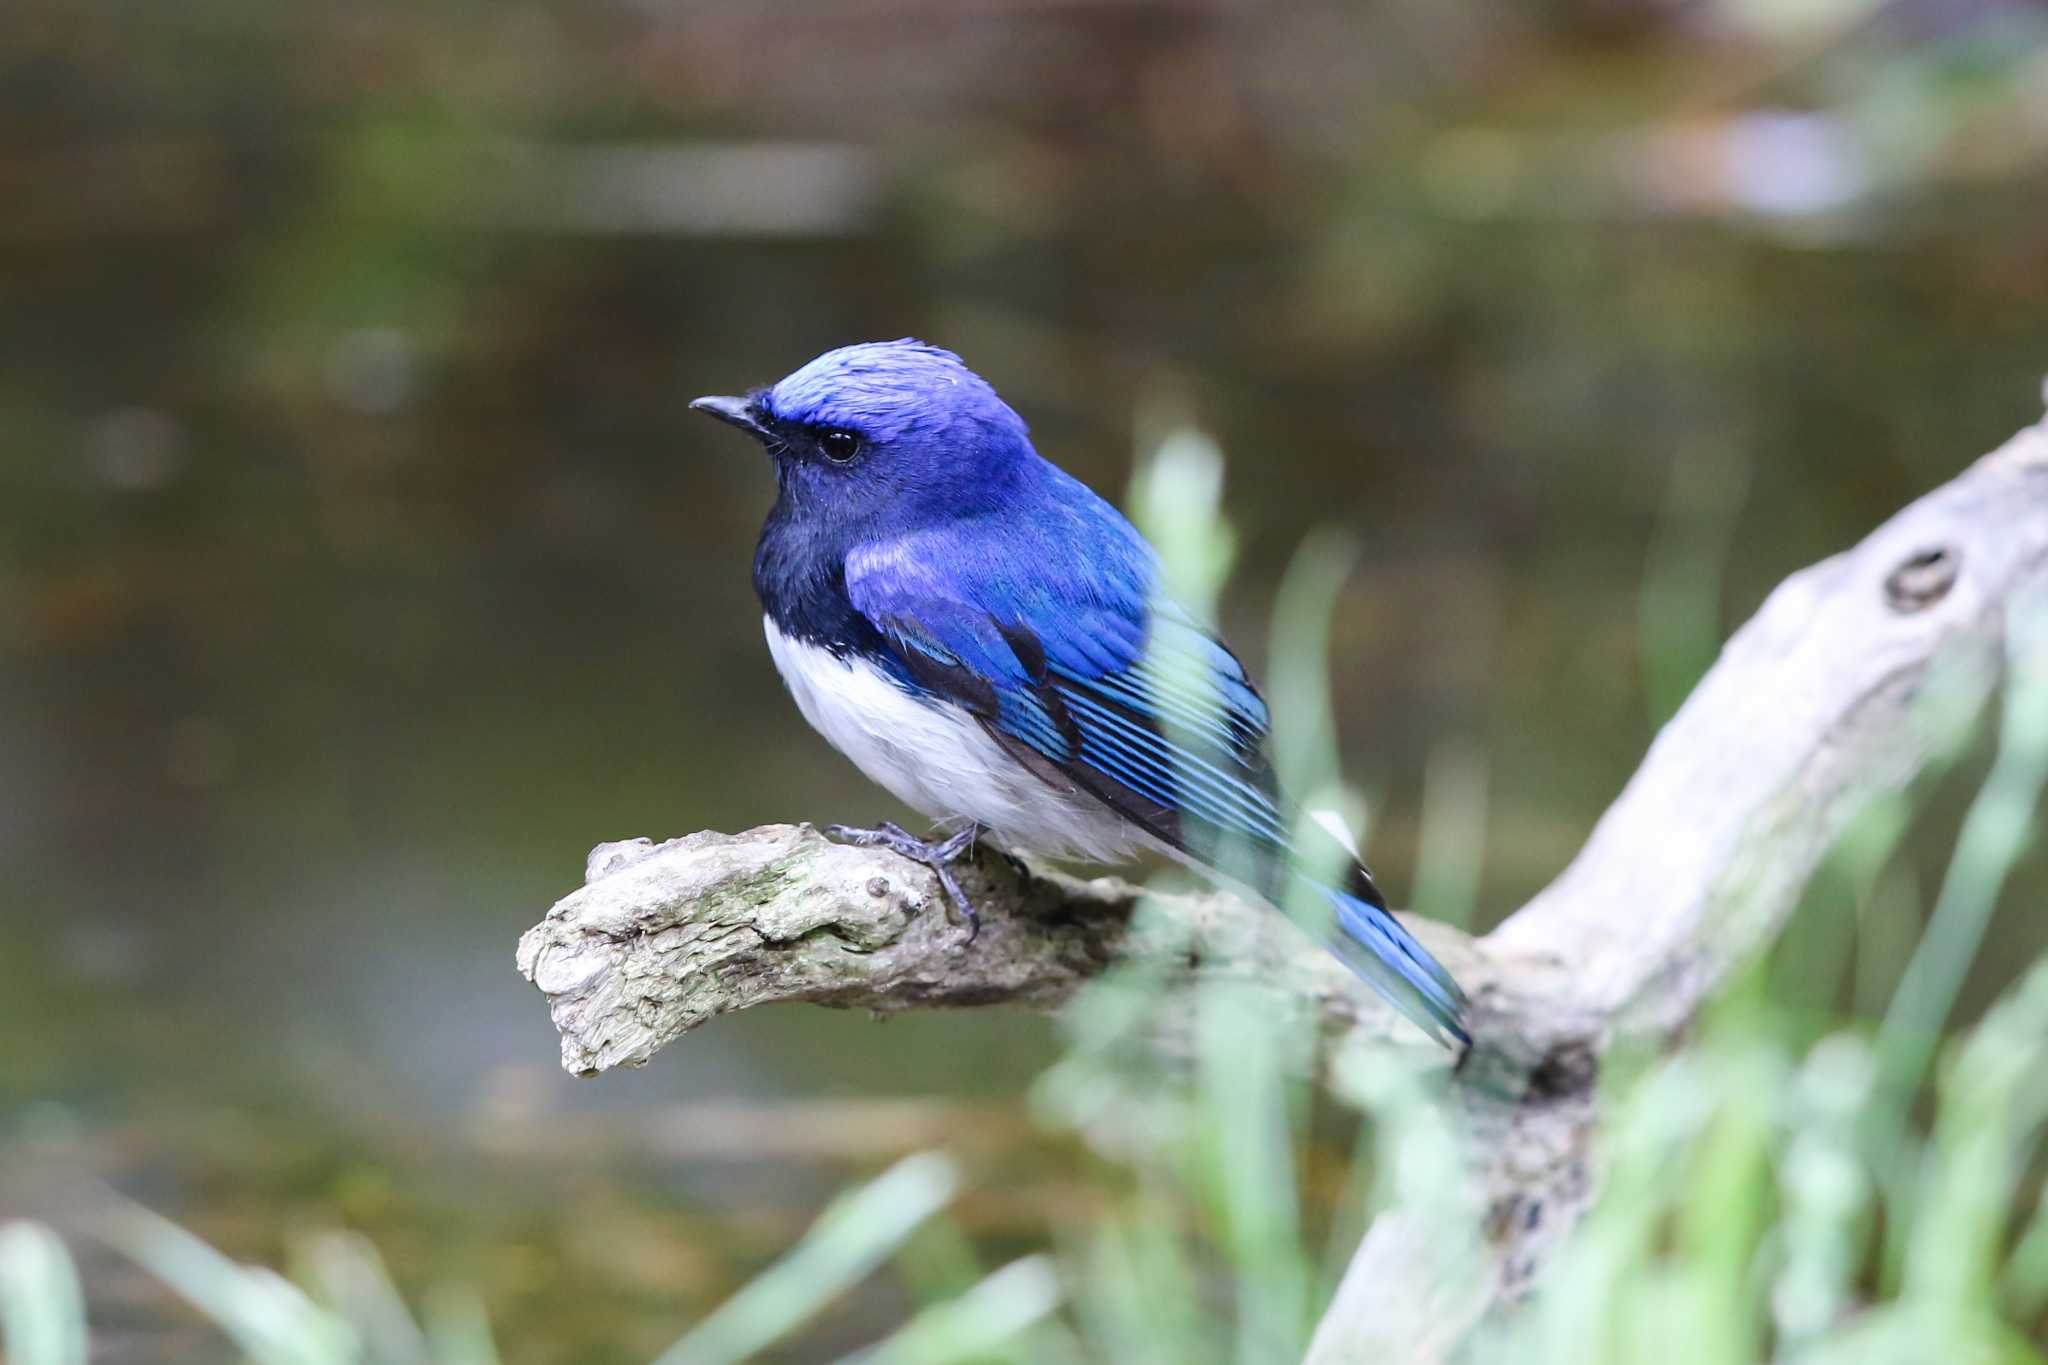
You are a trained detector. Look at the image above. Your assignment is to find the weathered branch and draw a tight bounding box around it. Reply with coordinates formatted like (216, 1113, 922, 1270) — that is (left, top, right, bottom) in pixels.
(517, 403, 2048, 1362)
(1308, 409, 2048, 1362)
(515, 826, 1499, 1076)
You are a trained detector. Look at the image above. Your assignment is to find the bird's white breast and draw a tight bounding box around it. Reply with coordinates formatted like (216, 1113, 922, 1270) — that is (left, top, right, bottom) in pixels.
(763, 617, 1146, 864)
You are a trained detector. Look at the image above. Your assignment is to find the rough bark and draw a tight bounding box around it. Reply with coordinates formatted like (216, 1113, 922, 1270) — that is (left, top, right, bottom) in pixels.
(517, 403, 2048, 1362)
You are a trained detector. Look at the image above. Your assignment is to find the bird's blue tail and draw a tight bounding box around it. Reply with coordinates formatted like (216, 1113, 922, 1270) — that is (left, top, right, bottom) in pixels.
(1316, 882, 1470, 1049)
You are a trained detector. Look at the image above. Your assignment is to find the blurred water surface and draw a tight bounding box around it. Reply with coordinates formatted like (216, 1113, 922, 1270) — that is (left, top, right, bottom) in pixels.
(3, 1, 2047, 1359)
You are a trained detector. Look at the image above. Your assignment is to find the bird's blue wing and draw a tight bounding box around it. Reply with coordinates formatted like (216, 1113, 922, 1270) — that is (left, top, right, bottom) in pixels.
(842, 519, 1313, 894)
(845, 515, 1465, 1047)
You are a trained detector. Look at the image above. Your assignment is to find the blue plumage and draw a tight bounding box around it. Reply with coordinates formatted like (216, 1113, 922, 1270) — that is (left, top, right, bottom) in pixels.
(693, 340, 1471, 1049)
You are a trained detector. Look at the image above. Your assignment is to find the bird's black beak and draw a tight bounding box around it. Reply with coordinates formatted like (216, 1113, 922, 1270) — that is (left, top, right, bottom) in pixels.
(689, 394, 771, 442)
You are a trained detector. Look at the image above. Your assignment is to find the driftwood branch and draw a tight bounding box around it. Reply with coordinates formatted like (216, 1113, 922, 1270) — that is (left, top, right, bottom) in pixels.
(516, 827, 1490, 1075)
(517, 404, 2048, 1361)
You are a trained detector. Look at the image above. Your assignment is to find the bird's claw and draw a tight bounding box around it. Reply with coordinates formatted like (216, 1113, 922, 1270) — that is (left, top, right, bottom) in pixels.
(824, 821, 984, 938)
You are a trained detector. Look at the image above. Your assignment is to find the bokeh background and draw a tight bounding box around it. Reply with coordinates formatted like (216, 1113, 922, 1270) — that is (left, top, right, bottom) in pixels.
(4, 0, 2047, 1359)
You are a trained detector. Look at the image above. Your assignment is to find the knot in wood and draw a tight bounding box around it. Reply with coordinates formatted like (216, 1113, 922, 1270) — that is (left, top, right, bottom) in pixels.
(1884, 545, 1959, 613)
(1527, 1038, 1599, 1102)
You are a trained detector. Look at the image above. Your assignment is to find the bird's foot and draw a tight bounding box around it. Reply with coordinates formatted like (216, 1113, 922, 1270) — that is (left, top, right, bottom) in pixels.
(825, 820, 984, 938)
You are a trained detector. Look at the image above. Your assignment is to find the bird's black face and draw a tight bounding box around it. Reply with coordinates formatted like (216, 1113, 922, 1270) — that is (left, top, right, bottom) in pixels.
(691, 386, 891, 546)
(689, 391, 869, 473)
(693, 384, 923, 553)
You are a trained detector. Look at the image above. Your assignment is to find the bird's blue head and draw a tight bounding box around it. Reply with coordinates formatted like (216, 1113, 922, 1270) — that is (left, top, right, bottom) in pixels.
(691, 340, 1037, 534)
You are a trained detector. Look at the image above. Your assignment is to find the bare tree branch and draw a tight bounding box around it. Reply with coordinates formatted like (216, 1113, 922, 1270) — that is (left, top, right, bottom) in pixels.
(514, 824, 1491, 1076)
(517, 403, 2048, 1363)
(1306, 409, 2048, 1363)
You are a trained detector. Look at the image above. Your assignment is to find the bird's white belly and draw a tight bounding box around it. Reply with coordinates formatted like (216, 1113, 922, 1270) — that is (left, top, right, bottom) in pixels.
(763, 617, 1146, 864)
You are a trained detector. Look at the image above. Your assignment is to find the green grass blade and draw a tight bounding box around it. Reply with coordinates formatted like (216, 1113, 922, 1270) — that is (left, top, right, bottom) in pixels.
(422, 1288, 503, 1365)
(0, 1222, 88, 1365)
(651, 1152, 960, 1365)
(1411, 739, 1490, 929)
(1128, 423, 1234, 619)
(2004, 1188, 2048, 1323)
(1905, 958, 2048, 1316)
(1773, 1035, 1877, 1351)
(102, 1201, 355, 1365)
(1877, 605, 2048, 1100)
(1071, 1202, 1216, 1365)
(1672, 1043, 1778, 1365)
(1194, 981, 1313, 1365)
(300, 1230, 430, 1365)
(833, 1256, 1061, 1365)
(1638, 441, 1751, 726)
(1265, 528, 1358, 801)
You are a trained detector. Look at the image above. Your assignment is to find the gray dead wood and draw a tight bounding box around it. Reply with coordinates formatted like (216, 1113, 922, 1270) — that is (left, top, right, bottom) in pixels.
(517, 402, 2048, 1363)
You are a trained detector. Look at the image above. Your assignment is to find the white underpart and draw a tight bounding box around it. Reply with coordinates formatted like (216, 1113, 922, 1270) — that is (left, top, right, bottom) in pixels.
(764, 618, 1151, 864)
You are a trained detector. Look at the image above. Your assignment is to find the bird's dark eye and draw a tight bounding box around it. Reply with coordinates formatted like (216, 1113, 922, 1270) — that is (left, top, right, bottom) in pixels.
(818, 429, 863, 464)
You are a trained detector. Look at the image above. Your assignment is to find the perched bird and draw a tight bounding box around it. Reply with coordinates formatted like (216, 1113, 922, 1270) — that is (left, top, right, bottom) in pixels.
(692, 341, 1469, 1048)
